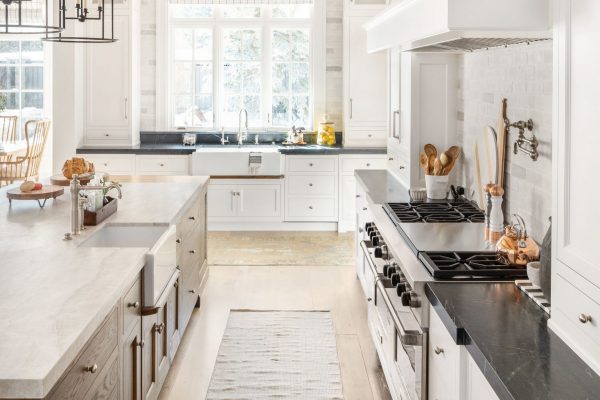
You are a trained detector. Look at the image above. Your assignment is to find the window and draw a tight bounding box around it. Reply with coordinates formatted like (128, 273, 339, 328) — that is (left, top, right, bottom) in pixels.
(0, 40, 44, 138)
(168, 4, 316, 131)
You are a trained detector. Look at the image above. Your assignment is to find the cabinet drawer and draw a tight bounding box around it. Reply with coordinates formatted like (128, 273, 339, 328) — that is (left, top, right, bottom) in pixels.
(48, 308, 119, 400)
(286, 197, 336, 219)
(554, 272, 600, 342)
(341, 157, 387, 173)
(136, 155, 189, 175)
(83, 154, 135, 175)
(122, 278, 141, 336)
(287, 157, 337, 173)
(84, 350, 119, 400)
(428, 305, 461, 395)
(86, 128, 129, 141)
(287, 175, 336, 196)
(177, 196, 202, 238)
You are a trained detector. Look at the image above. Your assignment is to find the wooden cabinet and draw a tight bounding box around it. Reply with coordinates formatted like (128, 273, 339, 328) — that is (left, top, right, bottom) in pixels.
(84, 3, 139, 146)
(550, 0, 600, 376)
(123, 318, 142, 400)
(208, 181, 283, 222)
(343, 5, 388, 148)
(141, 315, 158, 400)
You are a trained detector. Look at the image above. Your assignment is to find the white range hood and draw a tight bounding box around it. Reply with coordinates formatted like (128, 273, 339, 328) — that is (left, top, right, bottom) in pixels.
(364, 0, 552, 53)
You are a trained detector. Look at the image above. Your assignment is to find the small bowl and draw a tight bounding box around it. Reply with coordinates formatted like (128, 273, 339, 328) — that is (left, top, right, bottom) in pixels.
(409, 188, 427, 202)
(527, 261, 542, 287)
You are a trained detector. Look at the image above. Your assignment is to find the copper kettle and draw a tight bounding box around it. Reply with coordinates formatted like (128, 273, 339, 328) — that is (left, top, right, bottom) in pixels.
(496, 214, 540, 266)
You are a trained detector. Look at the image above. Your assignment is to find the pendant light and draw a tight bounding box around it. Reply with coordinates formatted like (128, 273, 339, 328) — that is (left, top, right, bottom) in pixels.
(43, 0, 117, 43)
(0, 0, 63, 35)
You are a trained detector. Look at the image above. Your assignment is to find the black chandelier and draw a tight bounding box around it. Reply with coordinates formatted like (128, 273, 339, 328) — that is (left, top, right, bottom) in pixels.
(0, 0, 63, 35)
(43, 0, 117, 43)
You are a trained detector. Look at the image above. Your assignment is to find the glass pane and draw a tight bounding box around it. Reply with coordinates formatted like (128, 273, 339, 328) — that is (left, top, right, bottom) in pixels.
(222, 95, 241, 127)
(21, 41, 43, 64)
(243, 95, 260, 125)
(272, 30, 290, 61)
(0, 41, 19, 64)
(172, 63, 192, 95)
(0, 66, 17, 90)
(171, 5, 213, 18)
(22, 66, 43, 90)
(172, 29, 193, 61)
(194, 63, 212, 94)
(223, 6, 261, 18)
(22, 92, 43, 109)
(173, 96, 193, 127)
(224, 29, 261, 61)
(272, 63, 289, 94)
(291, 62, 309, 93)
(272, 96, 289, 126)
(223, 30, 242, 60)
(193, 95, 213, 127)
(243, 63, 261, 93)
(242, 30, 261, 61)
(194, 30, 212, 60)
(272, 5, 312, 19)
(223, 63, 241, 93)
(291, 30, 309, 60)
(1, 92, 19, 110)
(291, 96, 309, 125)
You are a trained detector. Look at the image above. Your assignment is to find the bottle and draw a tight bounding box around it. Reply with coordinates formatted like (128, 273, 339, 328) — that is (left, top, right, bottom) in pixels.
(483, 183, 494, 241)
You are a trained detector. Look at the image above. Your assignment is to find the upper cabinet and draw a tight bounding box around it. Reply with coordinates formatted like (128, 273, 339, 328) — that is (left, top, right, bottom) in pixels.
(83, 1, 140, 146)
(343, 1, 388, 148)
(550, 0, 600, 377)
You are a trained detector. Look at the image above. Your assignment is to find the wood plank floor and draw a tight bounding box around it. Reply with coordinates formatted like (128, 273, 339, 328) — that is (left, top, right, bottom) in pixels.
(159, 265, 392, 400)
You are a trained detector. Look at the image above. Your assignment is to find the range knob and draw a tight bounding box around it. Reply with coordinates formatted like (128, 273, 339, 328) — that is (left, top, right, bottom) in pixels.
(401, 292, 421, 308)
(371, 235, 383, 246)
(367, 227, 378, 237)
(396, 282, 409, 296)
(391, 273, 402, 286)
(385, 265, 396, 278)
(383, 264, 391, 276)
(374, 245, 388, 259)
(365, 223, 376, 233)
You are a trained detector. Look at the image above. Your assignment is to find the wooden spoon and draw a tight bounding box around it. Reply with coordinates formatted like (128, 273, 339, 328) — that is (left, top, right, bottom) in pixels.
(424, 144, 437, 159)
(433, 158, 443, 176)
(446, 145, 461, 161)
(428, 154, 436, 175)
(440, 152, 451, 174)
(419, 153, 429, 174)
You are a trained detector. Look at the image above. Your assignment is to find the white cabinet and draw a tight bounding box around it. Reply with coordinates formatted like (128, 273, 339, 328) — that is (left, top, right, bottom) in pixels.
(338, 154, 387, 232)
(550, 0, 600, 376)
(208, 180, 283, 222)
(82, 154, 136, 176)
(136, 155, 189, 176)
(84, 3, 139, 146)
(462, 352, 499, 400)
(343, 5, 388, 148)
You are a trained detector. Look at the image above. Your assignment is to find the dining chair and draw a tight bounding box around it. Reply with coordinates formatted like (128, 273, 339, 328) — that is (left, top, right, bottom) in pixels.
(0, 116, 18, 163)
(0, 119, 51, 187)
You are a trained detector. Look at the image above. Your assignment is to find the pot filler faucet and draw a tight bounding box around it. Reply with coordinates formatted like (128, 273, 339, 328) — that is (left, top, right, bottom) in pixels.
(238, 108, 248, 145)
(68, 175, 122, 237)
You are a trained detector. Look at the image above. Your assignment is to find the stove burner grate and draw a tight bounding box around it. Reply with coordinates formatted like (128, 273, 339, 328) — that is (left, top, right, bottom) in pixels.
(419, 251, 528, 280)
(384, 201, 485, 224)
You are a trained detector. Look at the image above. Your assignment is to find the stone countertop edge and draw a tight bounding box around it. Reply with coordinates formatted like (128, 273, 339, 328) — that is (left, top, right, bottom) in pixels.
(0, 176, 210, 399)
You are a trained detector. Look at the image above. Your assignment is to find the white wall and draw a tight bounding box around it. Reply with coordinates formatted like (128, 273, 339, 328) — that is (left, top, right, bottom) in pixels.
(455, 41, 553, 241)
(138, 0, 345, 131)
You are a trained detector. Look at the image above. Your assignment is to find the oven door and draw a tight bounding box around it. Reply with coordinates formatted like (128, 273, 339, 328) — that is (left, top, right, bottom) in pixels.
(376, 280, 427, 400)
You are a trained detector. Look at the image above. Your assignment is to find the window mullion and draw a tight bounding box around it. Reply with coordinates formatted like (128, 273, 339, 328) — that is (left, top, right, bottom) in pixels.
(263, 23, 271, 131)
(214, 24, 221, 131)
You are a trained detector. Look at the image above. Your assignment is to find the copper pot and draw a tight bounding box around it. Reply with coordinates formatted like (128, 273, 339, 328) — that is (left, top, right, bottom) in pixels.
(496, 214, 540, 266)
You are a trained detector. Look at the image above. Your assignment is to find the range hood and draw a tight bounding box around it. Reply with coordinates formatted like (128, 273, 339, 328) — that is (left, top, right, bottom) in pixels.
(364, 0, 552, 53)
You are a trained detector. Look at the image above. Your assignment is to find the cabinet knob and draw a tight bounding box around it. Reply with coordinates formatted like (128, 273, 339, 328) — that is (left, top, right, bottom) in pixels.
(137, 340, 145, 348)
(127, 301, 139, 309)
(105, 133, 109, 137)
(434, 346, 444, 355)
(160, 163, 165, 167)
(579, 314, 592, 324)
(103, 163, 108, 167)
(368, 134, 372, 138)
(309, 163, 314, 167)
(176, 238, 182, 244)
(366, 163, 371, 167)
(85, 364, 98, 374)
(309, 183, 313, 187)
(389, 157, 394, 161)
(309, 206, 313, 210)
(189, 289, 196, 294)
(367, 298, 372, 302)
(362, 207, 368, 211)
(189, 250, 196, 254)
(356, 195, 360, 198)
(156, 323, 165, 334)
(399, 166, 406, 170)
(189, 216, 196, 221)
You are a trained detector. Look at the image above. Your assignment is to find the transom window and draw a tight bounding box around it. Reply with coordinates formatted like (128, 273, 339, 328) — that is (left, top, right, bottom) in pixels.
(168, 4, 314, 131)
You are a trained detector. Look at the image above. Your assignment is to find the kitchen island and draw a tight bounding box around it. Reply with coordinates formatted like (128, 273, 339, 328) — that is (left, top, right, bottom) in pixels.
(0, 175, 209, 399)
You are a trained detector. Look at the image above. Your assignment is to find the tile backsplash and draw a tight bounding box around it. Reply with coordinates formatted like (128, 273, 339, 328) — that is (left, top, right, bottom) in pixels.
(139, 0, 344, 131)
(456, 41, 553, 242)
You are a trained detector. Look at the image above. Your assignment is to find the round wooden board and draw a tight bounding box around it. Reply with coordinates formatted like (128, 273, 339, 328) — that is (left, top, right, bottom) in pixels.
(50, 172, 110, 187)
(7, 185, 65, 208)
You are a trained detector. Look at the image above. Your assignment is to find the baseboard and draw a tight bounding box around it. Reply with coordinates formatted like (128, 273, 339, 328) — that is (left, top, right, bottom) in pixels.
(208, 221, 339, 231)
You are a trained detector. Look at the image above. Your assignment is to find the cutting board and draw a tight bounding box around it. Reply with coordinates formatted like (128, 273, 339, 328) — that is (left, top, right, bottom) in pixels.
(475, 126, 499, 208)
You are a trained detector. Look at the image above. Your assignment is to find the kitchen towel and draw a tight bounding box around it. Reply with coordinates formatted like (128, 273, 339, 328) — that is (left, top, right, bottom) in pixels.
(206, 310, 344, 400)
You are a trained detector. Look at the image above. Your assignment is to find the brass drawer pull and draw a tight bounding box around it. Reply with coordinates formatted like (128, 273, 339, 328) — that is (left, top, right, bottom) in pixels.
(434, 346, 444, 355)
(156, 323, 165, 334)
(189, 289, 196, 294)
(127, 301, 139, 309)
(85, 364, 98, 374)
(137, 340, 145, 348)
(176, 238, 182, 244)
(579, 314, 592, 324)
(189, 250, 196, 254)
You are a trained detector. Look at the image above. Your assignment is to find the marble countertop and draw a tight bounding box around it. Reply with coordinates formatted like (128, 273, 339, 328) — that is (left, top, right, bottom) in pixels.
(0, 176, 210, 399)
(76, 143, 387, 156)
(426, 283, 600, 400)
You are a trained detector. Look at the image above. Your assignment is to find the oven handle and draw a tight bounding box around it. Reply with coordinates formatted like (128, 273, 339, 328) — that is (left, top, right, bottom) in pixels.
(360, 240, 379, 278)
(376, 279, 423, 347)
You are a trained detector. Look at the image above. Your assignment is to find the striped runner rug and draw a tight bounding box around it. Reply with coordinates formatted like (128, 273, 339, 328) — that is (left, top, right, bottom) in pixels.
(206, 310, 344, 400)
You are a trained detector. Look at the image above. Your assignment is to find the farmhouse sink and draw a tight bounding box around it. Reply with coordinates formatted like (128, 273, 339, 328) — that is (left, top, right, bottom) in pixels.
(79, 223, 169, 248)
(192, 147, 284, 176)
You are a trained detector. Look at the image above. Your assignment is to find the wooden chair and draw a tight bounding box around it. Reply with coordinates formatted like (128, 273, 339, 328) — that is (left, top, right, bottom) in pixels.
(0, 116, 18, 163)
(0, 119, 51, 187)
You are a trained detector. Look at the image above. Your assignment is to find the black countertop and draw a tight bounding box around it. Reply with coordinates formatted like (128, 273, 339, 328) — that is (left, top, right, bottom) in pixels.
(426, 282, 600, 400)
(76, 143, 387, 156)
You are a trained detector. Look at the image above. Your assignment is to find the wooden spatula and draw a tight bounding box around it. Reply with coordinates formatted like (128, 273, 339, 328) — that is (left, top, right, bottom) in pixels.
(419, 153, 429, 174)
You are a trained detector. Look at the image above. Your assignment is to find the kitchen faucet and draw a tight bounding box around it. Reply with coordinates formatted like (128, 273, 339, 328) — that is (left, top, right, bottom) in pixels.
(238, 108, 248, 145)
(68, 175, 122, 237)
